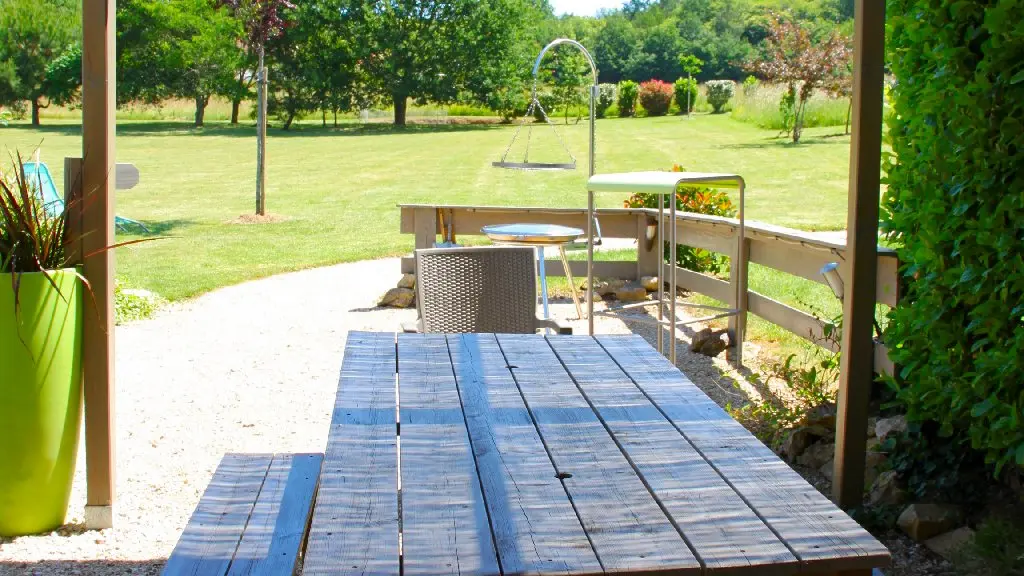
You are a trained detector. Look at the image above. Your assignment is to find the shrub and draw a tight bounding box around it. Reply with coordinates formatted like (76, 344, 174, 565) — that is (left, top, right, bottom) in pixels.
(882, 0, 1024, 473)
(114, 281, 164, 324)
(532, 92, 559, 123)
(742, 75, 758, 95)
(623, 165, 736, 274)
(673, 77, 698, 114)
(616, 80, 638, 117)
(638, 80, 673, 117)
(705, 80, 735, 113)
(596, 83, 616, 118)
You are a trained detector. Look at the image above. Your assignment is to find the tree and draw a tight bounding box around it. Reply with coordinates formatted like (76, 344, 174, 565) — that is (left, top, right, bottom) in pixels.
(746, 14, 850, 142)
(346, 0, 534, 126)
(0, 0, 80, 125)
(678, 54, 702, 116)
(219, 0, 294, 215)
(117, 0, 242, 126)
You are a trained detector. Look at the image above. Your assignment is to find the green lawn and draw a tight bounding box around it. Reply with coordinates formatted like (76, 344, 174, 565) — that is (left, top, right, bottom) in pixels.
(2, 114, 852, 301)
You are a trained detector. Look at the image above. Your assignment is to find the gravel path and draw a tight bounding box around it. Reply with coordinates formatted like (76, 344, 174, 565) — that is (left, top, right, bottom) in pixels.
(0, 257, 755, 576)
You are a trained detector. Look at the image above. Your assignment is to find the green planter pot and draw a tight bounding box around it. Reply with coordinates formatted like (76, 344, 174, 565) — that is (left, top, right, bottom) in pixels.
(0, 269, 83, 536)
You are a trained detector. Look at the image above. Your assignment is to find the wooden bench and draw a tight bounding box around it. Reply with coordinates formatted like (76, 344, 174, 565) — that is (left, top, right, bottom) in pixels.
(162, 453, 323, 576)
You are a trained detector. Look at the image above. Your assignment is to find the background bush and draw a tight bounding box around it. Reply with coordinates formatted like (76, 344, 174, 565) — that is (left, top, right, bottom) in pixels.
(705, 80, 735, 113)
(596, 83, 616, 118)
(638, 80, 673, 117)
(623, 165, 735, 274)
(882, 0, 1024, 472)
(673, 77, 697, 114)
(616, 80, 638, 117)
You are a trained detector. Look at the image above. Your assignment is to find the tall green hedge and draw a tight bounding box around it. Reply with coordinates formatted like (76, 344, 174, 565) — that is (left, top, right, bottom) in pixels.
(883, 0, 1024, 471)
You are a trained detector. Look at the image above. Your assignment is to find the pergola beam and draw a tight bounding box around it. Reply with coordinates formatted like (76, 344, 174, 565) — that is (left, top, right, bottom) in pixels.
(81, 0, 117, 529)
(833, 0, 886, 508)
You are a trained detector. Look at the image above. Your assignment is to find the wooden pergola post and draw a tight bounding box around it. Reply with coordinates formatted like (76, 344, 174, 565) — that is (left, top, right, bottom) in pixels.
(81, 0, 117, 529)
(833, 0, 886, 509)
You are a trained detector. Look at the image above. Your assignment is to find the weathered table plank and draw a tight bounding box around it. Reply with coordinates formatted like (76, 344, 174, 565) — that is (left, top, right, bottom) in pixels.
(305, 332, 400, 576)
(597, 335, 890, 573)
(447, 334, 603, 576)
(398, 334, 500, 576)
(228, 453, 323, 576)
(497, 334, 701, 574)
(163, 454, 273, 576)
(547, 336, 800, 575)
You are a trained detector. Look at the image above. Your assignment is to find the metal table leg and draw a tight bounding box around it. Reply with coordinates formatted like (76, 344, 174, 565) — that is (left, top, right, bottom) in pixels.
(559, 246, 583, 319)
(537, 246, 551, 334)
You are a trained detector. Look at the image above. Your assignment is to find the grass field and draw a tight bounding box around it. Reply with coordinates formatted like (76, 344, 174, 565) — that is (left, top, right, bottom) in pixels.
(2, 113, 852, 306)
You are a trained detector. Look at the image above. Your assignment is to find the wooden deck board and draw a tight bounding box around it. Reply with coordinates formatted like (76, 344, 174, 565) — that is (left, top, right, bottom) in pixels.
(446, 334, 603, 576)
(596, 334, 890, 573)
(398, 334, 500, 576)
(547, 336, 799, 575)
(304, 332, 400, 576)
(227, 453, 323, 576)
(496, 334, 701, 575)
(163, 454, 272, 576)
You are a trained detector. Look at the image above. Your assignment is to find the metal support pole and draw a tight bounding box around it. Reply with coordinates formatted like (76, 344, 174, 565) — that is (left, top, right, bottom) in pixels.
(657, 193, 664, 354)
(587, 190, 595, 335)
(669, 191, 677, 365)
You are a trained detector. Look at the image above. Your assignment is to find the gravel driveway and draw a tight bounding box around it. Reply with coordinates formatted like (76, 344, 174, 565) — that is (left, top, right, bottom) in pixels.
(0, 257, 750, 576)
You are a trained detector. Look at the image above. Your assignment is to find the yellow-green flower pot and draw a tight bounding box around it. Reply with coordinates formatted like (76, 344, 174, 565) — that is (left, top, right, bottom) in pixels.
(0, 270, 83, 536)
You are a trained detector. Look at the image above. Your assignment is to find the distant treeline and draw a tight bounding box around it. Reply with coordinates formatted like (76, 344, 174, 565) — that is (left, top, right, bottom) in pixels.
(0, 0, 853, 126)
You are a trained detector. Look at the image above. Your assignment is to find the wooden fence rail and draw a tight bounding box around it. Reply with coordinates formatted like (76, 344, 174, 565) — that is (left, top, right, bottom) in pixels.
(399, 204, 896, 374)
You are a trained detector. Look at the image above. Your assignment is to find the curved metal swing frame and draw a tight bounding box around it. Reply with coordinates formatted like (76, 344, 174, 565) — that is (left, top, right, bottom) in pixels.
(493, 38, 599, 176)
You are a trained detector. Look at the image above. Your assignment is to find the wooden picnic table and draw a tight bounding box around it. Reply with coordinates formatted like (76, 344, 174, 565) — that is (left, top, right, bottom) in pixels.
(303, 332, 890, 576)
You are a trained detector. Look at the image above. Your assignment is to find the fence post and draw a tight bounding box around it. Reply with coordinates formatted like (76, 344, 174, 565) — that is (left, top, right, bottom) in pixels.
(636, 214, 658, 281)
(728, 236, 750, 365)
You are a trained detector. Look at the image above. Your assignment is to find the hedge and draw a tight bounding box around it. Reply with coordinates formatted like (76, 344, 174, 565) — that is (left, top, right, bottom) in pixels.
(882, 0, 1024, 471)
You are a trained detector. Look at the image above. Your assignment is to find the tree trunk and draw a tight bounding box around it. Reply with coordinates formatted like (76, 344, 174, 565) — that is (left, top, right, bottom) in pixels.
(322, 108, 326, 127)
(31, 99, 41, 126)
(393, 93, 407, 126)
(333, 109, 338, 127)
(283, 111, 295, 130)
(845, 98, 853, 135)
(194, 95, 208, 127)
(231, 98, 242, 124)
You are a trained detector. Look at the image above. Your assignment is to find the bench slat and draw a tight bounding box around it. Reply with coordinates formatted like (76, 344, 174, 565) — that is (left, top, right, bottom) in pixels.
(597, 334, 890, 573)
(497, 334, 701, 574)
(227, 453, 323, 576)
(447, 334, 603, 575)
(304, 332, 400, 576)
(398, 334, 500, 576)
(163, 454, 273, 576)
(547, 336, 800, 574)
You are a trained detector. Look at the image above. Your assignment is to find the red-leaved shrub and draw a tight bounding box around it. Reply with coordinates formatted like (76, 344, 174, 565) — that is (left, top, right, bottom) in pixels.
(638, 80, 673, 116)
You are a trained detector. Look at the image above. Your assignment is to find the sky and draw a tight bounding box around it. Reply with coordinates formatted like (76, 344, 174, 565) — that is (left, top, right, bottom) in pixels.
(549, 0, 624, 16)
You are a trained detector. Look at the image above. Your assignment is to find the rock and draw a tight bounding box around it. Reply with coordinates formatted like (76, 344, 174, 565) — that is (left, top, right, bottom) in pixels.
(595, 279, 626, 296)
(690, 328, 713, 352)
(615, 282, 648, 302)
(868, 470, 907, 507)
(875, 415, 908, 441)
(805, 403, 837, 429)
(820, 458, 834, 481)
(397, 274, 416, 289)
(924, 526, 974, 560)
(864, 438, 886, 487)
(379, 287, 415, 308)
(698, 335, 728, 357)
(781, 426, 831, 460)
(640, 276, 660, 292)
(798, 440, 835, 470)
(867, 417, 878, 437)
(897, 503, 963, 542)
